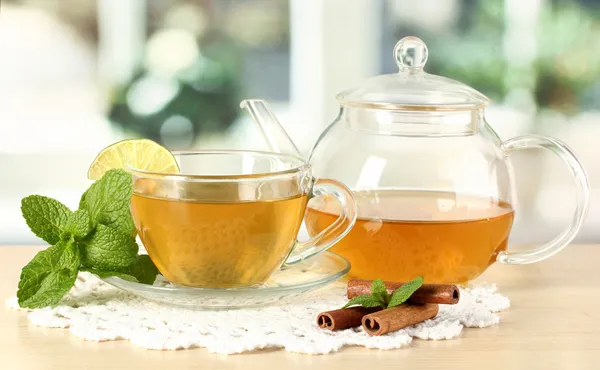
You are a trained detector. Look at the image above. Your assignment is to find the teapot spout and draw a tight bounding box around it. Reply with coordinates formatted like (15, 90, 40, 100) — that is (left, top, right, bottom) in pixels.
(240, 99, 302, 158)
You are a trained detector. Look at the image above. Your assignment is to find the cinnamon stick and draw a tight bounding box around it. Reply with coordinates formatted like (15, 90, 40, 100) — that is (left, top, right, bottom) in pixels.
(362, 303, 439, 336)
(317, 307, 381, 331)
(347, 279, 460, 305)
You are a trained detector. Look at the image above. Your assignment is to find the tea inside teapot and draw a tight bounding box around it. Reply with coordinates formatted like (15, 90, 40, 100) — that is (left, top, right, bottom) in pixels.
(305, 189, 514, 283)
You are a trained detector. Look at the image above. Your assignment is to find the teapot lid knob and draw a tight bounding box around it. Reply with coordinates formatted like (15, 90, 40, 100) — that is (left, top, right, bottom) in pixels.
(335, 35, 490, 110)
(394, 36, 428, 72)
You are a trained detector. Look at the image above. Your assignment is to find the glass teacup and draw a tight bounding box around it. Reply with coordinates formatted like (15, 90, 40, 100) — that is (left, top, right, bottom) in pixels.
(128, 150, 356, 288)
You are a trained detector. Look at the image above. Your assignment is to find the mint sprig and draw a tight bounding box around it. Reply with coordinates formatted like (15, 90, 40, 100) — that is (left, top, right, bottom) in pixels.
(370, 278, 391, 307)
(343, 277, 424, 309)
(17, 169, 158, 309)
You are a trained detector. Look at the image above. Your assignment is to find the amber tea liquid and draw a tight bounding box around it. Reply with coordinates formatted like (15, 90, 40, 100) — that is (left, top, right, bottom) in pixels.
(131, 193, 308, 287)
(305, 189, 514, 284)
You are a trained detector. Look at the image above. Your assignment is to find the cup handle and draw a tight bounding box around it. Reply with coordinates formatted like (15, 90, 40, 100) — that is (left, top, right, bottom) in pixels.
(284, 179, 357, 266)
(498, 134, 590, 265)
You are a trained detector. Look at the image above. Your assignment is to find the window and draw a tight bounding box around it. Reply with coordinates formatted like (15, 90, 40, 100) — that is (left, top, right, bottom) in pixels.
(1, 0, 599, 244)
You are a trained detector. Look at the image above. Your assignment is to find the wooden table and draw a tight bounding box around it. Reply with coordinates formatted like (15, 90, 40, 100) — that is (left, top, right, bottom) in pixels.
(1, 246, 599, 370)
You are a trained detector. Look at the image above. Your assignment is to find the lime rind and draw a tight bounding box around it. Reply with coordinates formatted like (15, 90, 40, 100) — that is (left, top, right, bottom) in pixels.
(87, 139, 179, 180)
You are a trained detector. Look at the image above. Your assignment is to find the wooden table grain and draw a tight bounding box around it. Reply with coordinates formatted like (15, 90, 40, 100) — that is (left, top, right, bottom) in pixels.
(1, 245, 599, 370)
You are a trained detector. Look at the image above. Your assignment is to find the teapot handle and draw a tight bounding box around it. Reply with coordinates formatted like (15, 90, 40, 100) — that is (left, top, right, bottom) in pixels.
(498, 135, 590, 265)
(284, 179, 357, 266)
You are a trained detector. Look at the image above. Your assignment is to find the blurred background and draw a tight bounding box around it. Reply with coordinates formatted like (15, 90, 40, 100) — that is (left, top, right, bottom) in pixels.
(0, 0, 598, 245)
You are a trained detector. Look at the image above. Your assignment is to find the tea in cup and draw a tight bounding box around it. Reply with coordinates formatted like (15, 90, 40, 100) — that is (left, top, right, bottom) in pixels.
(128, 150, 356, 288)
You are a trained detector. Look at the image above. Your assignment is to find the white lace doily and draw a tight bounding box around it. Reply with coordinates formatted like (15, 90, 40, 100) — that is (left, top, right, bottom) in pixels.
(6, 272, 509, 354)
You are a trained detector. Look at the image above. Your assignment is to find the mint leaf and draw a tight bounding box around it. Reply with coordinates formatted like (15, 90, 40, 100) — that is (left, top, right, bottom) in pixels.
(20, 269, 78, 309)
(66, 209, 93, 239)
(81, 224, 138, 270)
(79, 169, 136, 236)
(388, 276, 424, 308)
(83, 268, 138, 283)
(58, 236, 82, 271)
(121, 255, 158, 284)
(342, 294, 384, 309)
(17, 239, 81, 308)
(370, 279, 387, 295)
(370, 278, 390, 307)
(86, 255, 158, 285)
(21, 195, 72, 245)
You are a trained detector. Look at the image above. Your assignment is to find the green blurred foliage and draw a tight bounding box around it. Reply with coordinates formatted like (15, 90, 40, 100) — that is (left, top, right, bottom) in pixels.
(394, 0, 600, 113)
(108, 29, 242, 146)
(535, 1, 600, 112)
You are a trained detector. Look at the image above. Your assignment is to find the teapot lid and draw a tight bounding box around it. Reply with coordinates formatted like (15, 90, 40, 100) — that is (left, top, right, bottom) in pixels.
(336, 36, 490, 111)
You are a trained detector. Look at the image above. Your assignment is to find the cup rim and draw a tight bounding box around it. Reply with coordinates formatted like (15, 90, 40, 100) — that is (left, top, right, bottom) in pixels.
(125, 149, 310, 181)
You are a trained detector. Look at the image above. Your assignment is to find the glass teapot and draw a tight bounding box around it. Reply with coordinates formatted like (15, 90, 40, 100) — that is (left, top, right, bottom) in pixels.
(241, 36, 589, 284)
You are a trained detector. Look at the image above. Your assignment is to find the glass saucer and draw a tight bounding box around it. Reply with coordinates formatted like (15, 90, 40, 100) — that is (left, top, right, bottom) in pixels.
(101, 251, 349, 310)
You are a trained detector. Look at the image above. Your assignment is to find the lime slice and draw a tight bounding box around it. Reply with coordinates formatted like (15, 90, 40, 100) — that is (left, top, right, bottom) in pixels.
(87, 139, 179, 180)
